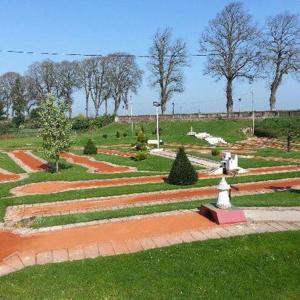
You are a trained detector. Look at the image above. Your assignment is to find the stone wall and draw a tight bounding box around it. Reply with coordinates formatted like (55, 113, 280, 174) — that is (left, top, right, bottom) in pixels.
(115, 110, 300, 123)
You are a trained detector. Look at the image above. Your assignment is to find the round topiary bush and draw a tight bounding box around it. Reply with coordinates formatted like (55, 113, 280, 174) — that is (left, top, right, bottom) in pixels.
(83, 139, 97, 155)
(135, 151, 147, 161)
(211, 148, 220, 156)
(167, 147, 198, 185)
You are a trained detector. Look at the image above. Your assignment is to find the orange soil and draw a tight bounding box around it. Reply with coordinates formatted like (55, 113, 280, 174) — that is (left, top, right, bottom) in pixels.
(0, 173, 21, 182)
(61, 152, 135, 173)
(12, 175, 165, 196)
(12, 165, 300, 196)
(13, 177, 300, 220)
(10, 150, 47, 172)
(97, 149, 134, 158)
(0, 212, 215, 260)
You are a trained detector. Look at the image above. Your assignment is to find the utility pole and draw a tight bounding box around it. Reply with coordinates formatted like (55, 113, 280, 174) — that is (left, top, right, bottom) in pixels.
(238, 98, 241, 115)
(251, 89, 255, 135)
(130, 94, 133, 136)
(172, 102, 175, 117)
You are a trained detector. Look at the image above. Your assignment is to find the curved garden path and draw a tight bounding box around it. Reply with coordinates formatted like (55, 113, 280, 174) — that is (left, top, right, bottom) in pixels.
(8, 150, 48, 173)
(6, 177, 300, 222)
(60, 152, 136, 173)
(0, 168, 27, 183)
(11, 164, 300, 196)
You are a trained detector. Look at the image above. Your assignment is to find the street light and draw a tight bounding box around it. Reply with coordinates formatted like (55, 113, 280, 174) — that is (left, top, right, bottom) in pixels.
(172, 102, 175, 116)
(153, 101, 161, 149)
(249, 79, 255, 135)
(238, 98, 242, 115)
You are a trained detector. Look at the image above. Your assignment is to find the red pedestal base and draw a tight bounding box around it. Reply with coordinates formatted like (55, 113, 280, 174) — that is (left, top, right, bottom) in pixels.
(199, 203, 247, 225)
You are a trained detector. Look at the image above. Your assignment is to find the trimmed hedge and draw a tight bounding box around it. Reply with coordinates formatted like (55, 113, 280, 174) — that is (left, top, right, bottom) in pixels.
(168, 147, 198, 185)
(83, 139, 97, 155)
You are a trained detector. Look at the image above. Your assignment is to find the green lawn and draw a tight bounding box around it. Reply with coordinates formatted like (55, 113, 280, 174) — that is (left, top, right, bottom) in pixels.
(1, 231, 299, 299)
(31, 189, 300, 228)
(0, 152, 25, 173)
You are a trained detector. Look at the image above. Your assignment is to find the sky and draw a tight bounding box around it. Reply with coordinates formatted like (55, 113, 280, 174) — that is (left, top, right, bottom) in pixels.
(0, 0, 299, 116)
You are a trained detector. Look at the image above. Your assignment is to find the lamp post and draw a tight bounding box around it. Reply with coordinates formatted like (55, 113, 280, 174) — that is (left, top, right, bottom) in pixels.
(249, 80, 255, 135)
(153, 101, 161, 149)
(172, 102, 175, 117)
(238, 98, 241, 115)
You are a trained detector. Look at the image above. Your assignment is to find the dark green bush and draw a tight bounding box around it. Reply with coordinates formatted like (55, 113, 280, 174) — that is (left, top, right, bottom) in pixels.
(137, 131, 147, 143)
(152, 127, 163, 135)
(135, 151, 147, 161)
(102, 134, 108, 139)
(211, 149, 220, 156)
(72, 115, 90, 131)
(168, 147, 198, 185)
(83, 139, 97, 155)
(0, 121, 12, 135)
(135, 142, 147, 151)
(123, 132, 128, 137)
(116, 131, 121, 138)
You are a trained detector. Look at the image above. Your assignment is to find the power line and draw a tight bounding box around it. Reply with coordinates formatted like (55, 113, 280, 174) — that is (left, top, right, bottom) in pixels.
(0, 48, 214, 58)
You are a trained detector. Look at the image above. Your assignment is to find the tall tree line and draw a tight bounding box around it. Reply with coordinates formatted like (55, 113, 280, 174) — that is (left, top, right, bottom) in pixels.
(0, 54, 142, 119)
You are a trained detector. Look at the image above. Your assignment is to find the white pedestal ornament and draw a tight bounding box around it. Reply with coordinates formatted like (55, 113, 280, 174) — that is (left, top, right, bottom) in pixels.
(216, 177, 231, 209)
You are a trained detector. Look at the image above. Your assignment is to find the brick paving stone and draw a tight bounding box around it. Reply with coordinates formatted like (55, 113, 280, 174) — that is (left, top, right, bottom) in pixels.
(18, 251, 36, 267)
(52, 249, 69, 263)
(125, 239, 144, 253)
(189, 230, 208, 241)
(212, 227, 233, 238)
(0, 263, 14, 276)
(83, 243, 99, 259)
(138, 238, 156, 250)
(164, 233, 185, 245)
(111, 240, 130, 255)
(279, 222, 300, 231)
(267, 222, 288, 231)
(3, 254, 24, 270)
(98, 242, 115, 256)
(68, 246, 85, 261)
(36, 251, 53, 265)
(151, 235, 170, 247)
(201, 229, 222, 239)
(178, 231, 195, 243)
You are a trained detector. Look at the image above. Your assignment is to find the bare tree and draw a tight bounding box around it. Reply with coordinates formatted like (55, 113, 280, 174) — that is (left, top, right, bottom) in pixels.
(148, 28, 188, 114)
(27, 60, 59, 102)
(77, 58, 94, 118)
(199, 2, 260, 113)
(0, 72, 20, 118)
(89, 57, 111, 117)
(56, 60, 80, 117)
(108, 53, 142, 115)
(262, 13, 300, 111)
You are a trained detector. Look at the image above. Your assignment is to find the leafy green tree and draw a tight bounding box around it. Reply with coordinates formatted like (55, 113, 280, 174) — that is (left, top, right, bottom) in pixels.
(38, 96, 73, 172)
(168, 147, 198, 185)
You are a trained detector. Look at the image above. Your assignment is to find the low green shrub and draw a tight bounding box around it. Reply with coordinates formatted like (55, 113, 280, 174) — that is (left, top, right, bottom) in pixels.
(135, 151, 147, 161)
(102, 134, 108, 139)
(83, 139, 97, 155)
(211, 149, 220, 156)
(168, 147, 198, 185)
(116, 131, 121, 138)
(123, 132, 128, 137)
(135, 142, 147, 151)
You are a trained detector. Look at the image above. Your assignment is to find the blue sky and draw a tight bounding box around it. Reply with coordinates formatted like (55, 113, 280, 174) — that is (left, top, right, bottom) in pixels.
(0, 0, 299, 115)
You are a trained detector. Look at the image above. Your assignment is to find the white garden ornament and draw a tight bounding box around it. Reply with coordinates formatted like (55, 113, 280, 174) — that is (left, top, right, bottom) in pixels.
(216, 177, 232, 209)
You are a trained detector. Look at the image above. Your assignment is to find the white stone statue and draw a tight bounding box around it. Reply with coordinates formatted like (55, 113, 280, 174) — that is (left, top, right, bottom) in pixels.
(216, 177, 231, 209)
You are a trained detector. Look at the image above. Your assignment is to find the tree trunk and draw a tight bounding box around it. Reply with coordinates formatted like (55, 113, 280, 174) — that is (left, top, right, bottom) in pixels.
(85, 95, 89, 118)
(269, 82, 279, 111)
(105, 99, 108, 115)
(226, 78, 233, 114)
(55, 157, 59, 173)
